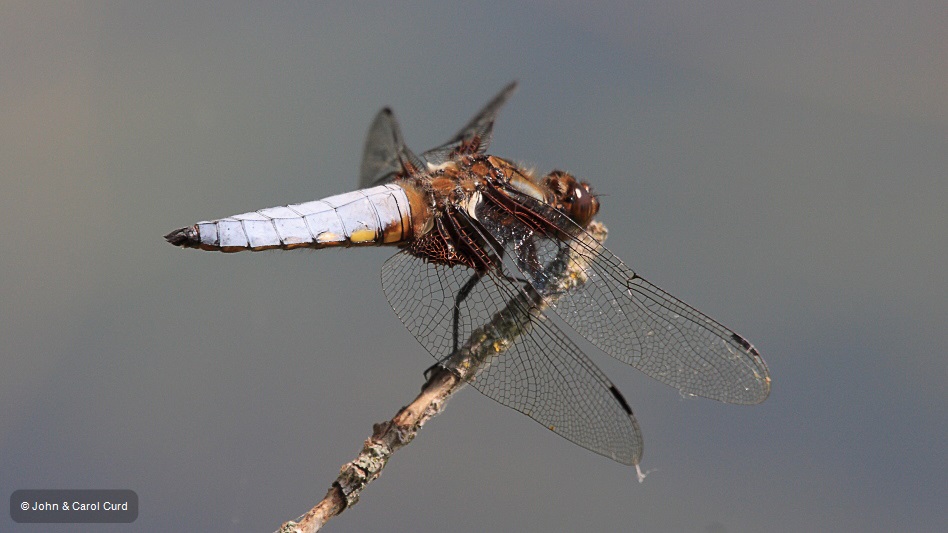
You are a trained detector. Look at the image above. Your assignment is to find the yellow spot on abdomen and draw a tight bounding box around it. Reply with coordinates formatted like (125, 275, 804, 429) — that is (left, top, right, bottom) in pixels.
(349, 228, 377, 243)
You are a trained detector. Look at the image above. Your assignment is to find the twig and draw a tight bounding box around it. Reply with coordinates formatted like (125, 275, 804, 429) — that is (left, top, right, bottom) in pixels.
(277, 222, 608, 532)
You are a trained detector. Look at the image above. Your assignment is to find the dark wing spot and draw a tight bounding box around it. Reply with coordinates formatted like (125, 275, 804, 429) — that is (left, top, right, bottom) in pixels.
(609, 385, 634, 415)
(731, 332, 760, 356)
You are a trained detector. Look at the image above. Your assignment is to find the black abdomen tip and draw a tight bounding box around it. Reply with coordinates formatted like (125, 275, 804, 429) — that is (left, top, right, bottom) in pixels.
(165, 227, 199, 248)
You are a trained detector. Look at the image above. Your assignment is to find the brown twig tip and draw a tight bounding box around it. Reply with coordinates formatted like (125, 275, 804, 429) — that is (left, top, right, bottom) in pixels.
(276, 366, 463, 532)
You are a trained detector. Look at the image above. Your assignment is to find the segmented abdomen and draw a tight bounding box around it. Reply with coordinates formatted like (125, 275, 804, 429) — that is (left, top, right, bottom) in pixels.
(166, 184, 413, 252)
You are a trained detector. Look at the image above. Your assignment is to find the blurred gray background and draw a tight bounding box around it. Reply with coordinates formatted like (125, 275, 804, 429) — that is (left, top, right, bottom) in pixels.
(2, 2, 945, 532)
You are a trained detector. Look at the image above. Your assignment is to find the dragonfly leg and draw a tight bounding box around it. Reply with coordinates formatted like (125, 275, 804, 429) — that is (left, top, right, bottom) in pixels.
(452, 271, 486, 353)
(420, 269, 486, 382)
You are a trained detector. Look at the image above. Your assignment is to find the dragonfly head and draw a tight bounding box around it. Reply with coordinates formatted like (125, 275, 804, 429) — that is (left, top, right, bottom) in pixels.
(543, 170, 600, 228)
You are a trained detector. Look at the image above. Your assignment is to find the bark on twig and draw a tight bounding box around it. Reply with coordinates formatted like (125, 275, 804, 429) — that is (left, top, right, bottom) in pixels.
(277, 222, 608, 533)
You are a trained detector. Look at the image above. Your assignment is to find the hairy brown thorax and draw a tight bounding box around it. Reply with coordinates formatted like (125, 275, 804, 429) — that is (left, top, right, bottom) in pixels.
(398, 154, 598, 270)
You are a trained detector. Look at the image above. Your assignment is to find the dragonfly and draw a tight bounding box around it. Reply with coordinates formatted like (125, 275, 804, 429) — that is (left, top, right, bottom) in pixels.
(166, 82, 771, 467)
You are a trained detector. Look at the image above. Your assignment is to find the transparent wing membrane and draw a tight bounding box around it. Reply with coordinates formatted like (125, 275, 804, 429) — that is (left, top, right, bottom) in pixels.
(381, 250, 643, 465)
(475, 189, 771, 405)
(421, 81, 518, 165)
(358, 108, 425, 188)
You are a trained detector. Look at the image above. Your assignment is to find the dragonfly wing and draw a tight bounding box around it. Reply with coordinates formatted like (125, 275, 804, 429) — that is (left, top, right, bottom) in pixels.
(421, 81, 518, 165)
(360, 81, 517, 186)
(359, 108, 425, 188)
(475, 187, 772, 405)
(380, 249, 643, 465)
